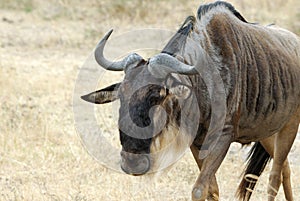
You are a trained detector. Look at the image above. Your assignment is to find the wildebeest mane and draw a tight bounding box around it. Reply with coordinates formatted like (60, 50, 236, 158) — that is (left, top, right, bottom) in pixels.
(197, 1, 248, 23)
(162, 1, 248, 56)
(162, 16, 195, 56)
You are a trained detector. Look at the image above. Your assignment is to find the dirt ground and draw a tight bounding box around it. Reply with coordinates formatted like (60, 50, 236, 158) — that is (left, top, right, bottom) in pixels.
(0, 0, 300, 200)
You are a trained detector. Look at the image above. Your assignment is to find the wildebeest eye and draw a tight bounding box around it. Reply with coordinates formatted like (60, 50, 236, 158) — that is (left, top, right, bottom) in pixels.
(160, 87, 168, 97)
(149, 87, 167, 102)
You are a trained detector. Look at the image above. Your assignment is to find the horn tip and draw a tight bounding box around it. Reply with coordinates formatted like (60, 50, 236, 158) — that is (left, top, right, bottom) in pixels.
(104, 29, 114, 40)
(96, 29, 114, 52)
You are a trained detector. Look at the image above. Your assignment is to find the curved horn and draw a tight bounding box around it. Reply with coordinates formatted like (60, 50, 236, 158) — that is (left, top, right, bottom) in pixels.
(95, 29, 143, 71)
(148, 53, 198, 78)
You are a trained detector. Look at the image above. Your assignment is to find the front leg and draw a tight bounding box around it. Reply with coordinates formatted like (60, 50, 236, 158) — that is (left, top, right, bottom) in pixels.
(191, 145, 219, 201)
(192, 125, 233, 201)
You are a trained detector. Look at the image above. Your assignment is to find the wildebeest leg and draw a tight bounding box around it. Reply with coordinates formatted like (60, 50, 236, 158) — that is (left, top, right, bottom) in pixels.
(260, 136, 294, 201)
(190, 145, 219, 201)
(191, 126, 232, 201)
(282, 159, 293, 201)
(263, 111, 299, 201)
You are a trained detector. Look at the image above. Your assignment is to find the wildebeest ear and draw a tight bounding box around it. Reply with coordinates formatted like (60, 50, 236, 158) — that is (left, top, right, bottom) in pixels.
(81, 83, 120, 104)
(169, 84, 191, 99)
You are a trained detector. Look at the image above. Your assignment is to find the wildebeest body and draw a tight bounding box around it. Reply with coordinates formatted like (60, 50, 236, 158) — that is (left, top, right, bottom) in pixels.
(224, 21, 300, 142)
(177, 12, 300, 144)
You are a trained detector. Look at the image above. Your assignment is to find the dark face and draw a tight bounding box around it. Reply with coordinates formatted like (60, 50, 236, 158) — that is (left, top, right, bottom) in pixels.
(81, 62, 194, 175)
(117, 65, 167, 175)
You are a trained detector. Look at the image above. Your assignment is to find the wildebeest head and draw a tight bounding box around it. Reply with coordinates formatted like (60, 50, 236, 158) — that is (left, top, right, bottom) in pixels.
(81, 29, 201, 175)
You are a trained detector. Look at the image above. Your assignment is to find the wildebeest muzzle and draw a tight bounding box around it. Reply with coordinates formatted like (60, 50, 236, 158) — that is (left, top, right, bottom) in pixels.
(120, 151, 150, 176)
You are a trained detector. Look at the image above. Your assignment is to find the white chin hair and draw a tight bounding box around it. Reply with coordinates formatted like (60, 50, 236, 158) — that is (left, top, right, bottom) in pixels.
(149, 125, 193, 172)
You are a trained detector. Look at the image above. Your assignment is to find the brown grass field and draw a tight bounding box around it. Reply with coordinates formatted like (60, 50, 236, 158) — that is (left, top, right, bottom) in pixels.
(0, 0, 300, 200)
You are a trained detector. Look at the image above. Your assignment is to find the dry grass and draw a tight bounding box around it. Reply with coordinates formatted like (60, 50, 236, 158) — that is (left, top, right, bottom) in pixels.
(0, 0, 300, 200)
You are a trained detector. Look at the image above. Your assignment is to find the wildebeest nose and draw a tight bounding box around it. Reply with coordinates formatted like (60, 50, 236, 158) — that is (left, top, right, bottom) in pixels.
(120, 151, 150, 176)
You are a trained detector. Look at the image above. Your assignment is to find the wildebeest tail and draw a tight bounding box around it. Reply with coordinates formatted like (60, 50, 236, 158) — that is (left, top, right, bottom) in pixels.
(236, 142, 271, 201)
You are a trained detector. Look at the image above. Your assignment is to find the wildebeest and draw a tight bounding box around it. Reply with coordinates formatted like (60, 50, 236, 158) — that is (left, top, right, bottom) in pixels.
(81, 1, 300, 201)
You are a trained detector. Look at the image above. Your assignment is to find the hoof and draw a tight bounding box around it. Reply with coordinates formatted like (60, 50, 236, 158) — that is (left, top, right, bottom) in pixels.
(192, 188, 202, 200)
